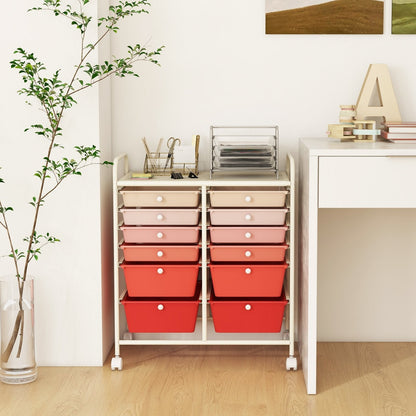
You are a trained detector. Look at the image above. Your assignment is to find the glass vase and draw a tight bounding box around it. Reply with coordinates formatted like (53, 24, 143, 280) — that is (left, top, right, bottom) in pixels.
(0, 275, 37, 384)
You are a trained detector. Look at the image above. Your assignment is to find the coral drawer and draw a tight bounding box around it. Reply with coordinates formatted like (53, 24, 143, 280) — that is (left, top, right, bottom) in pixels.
(120, 244, 200, 262)
(121, 283, 201, 333)
(209, 263, 287, 297)
(120, 208, 200, 226)
(120, 187, 200, 208)
(121, 262, 199, 297)
(209, 226, 287, 244)
(209, 290, 288, 333)
(209, 244, 288, 262)
(121, 226, 200, 244)
(209, 187, 287, 207)
(209, 208, 287, 226)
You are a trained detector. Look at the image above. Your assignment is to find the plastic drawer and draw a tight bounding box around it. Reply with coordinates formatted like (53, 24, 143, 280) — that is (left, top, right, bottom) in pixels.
(120, 187, 200, 208)
(121, 283, 201, 333)
(209, 208, 287, 226)
(209, 187, 287, 207)
(120, 208, 200, 226)
(209, 226, 287, 244)
(209, 290, 288, 333)
(121, 262, 199, 297)
(209, 263, 287, 297)
(209, 244, 288, 262)
(120, 244, 200, 262)
(121, 226, 200, 244)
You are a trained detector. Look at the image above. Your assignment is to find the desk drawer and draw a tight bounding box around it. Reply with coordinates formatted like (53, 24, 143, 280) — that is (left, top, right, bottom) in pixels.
(319, 156, 416, 208)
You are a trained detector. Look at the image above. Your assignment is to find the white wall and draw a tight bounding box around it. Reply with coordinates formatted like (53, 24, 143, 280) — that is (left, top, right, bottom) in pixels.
(0, 2, 112, 365)
(110, 1, 416, 341)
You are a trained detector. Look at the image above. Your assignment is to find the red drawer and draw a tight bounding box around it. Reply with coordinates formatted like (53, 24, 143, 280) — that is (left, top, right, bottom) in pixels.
(209, 290, 287, 333)
(209, 226, 287, 244)
(121, 283, 201, 333)
(120, 244, 200, 262)
(121, 262, 199, 297)
(121, 226, 200, 244)
(209, 244, 288, 262)
(209, 263, 287, 297)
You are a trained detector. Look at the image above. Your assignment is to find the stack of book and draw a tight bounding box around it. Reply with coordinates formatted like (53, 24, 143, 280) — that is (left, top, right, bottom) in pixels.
(381, 122, 416, 143)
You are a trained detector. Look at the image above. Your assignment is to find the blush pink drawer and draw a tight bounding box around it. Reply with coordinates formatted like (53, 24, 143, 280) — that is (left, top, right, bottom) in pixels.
(120, 208, 200, 226)
(209, 263, 288, 297)
(209, 208, 287, 225)
(209, 226, 288, 244)
(121, 226, 200, 244)
(120, 244, 200, 262)
(120, 187, 200, 208)
(121, 262, 199, 297)
(209, 187, 287, 207)
(209, 244, 288, 262)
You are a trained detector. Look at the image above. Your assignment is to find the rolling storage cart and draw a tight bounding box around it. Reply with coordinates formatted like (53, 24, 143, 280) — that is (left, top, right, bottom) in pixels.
(111, 153, 297, 372)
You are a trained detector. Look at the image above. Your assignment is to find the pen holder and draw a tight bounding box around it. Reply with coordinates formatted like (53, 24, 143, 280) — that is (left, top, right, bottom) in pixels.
(144, 152, 199, 176)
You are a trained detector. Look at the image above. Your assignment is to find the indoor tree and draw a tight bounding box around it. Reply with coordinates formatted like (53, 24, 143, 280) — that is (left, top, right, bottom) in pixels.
(0, 0, 163, 375)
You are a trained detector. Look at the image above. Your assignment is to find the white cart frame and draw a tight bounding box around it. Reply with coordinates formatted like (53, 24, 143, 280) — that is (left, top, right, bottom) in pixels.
(111, 154, 297, 372)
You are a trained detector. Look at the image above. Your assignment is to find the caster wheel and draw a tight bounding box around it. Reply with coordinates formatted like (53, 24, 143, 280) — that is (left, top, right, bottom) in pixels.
(111, 356, 123, 371)
(286, 356, 297, 371)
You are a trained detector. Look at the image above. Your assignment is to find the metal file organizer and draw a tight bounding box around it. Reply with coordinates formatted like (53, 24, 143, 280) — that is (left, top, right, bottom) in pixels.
(210, 126, 279, 178)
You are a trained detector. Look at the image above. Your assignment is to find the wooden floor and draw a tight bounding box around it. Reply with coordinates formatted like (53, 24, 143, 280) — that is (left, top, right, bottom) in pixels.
(1, 343, 416, 415)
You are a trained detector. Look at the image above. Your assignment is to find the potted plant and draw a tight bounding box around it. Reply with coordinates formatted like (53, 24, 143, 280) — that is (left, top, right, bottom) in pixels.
(0, 0, 163, 384)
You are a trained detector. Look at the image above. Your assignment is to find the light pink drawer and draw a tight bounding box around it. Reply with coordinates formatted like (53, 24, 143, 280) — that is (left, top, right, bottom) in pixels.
(120, 208, 200, 226)
(209, 187, 287, 207)
(209, 226, 288, 244)
(121, 226, 200, 244)
(209, 208, 287, 225)
(120, 244, 200, 262)
(209, 244, 288, 262)
(120, 187, 200, 208)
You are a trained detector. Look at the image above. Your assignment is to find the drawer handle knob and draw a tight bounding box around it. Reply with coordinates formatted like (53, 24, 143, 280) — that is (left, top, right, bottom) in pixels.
(245, 304, 252, 311)
(245, 214, 252, 221)
(245, 268, 252, 275)
(245, 195, 252, 202)
(157, 304, 164, 311)
(245, 232, 252, 239)
(157, 232, 164, 239)
(245, 250, 252, 257)
(157, 251, 164, 257)
(157, 268, 164, 274)
(156, 195, 163, 202)
(156, 214, 164, 221)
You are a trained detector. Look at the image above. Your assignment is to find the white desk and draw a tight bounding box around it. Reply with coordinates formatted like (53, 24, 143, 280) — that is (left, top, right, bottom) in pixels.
(298, 138, 416, 394)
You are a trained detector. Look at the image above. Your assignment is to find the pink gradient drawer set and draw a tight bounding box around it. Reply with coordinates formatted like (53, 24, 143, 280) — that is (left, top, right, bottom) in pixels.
(208, 187, 289, 333)
(120, 187, 201, 333)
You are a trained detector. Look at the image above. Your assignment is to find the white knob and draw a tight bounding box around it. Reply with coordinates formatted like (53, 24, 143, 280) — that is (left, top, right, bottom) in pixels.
(245, 250, 252, 257)
(245, 268, 252, 275)
(157, 250, 164, 257)
(157, 304, 164, 311)
(157, 268, 164, 274)
(245, 232, 252, 239)
(156, 195, 163, 202)
(245, 304, 252, 311)
(156, 232, 164, 239)
(245, 195, 252, 202)
(156, 214, 164, 221)
(245, 214, 252, 221)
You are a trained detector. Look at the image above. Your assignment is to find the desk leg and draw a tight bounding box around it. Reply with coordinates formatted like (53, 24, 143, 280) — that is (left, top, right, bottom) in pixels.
(299, 147, 318, 394)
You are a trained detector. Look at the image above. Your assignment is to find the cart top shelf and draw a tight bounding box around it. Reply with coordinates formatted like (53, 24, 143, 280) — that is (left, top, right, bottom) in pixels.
(117, 170, 291, 188)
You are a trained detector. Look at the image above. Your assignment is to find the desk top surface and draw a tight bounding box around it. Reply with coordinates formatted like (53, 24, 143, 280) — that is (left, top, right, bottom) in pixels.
(300, 137, 416, 156)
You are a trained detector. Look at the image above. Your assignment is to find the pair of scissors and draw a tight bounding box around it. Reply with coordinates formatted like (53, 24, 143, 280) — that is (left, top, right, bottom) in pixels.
(164, 137, 181, 170)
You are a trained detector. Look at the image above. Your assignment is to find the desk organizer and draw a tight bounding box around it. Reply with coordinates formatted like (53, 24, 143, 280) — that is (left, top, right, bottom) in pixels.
(210, 126, 279, 177)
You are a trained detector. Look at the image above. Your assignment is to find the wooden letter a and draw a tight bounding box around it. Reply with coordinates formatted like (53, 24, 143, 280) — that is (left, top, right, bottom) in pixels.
(356, 64, 401, 122)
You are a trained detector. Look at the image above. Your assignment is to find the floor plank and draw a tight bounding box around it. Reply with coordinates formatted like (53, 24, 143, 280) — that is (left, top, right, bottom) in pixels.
(0, 343, 415, 416)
